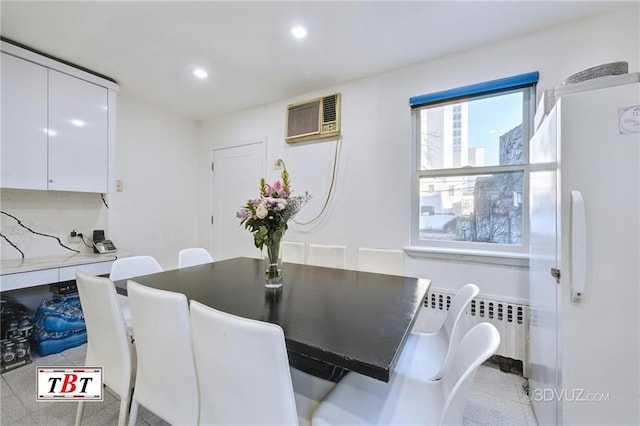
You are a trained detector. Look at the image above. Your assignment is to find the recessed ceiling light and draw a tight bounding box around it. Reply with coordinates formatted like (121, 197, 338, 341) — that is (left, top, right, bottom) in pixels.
(290, 25, 307, 39)
(193, 68, 208, 79)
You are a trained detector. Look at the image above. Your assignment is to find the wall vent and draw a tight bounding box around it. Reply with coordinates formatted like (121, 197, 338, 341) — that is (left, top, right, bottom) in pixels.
(286, 93, 341, 143)
(416, 289, 530, 376)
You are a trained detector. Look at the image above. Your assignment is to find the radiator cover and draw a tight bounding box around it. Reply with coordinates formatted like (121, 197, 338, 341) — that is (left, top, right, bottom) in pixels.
(414, 289, 530, 376)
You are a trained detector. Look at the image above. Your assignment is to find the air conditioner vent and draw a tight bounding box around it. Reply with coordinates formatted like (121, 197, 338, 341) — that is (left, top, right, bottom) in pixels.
(323, 95, 337, 122)
(286, 93, 341, 143)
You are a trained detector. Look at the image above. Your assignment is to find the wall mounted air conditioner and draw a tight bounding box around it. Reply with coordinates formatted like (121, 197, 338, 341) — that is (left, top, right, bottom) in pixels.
(285, 93, 341, 143)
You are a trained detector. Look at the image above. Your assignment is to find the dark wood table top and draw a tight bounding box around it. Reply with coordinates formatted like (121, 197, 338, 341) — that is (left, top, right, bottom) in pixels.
(114, 257, 430, 382)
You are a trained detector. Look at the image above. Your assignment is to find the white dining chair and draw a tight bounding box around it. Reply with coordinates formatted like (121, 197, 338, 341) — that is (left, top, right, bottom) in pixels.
(356, 248, 404, 275)
(126, 280, 199, 426)
(178, 247, 213, 268)
(281, 241, 306, 264)
(306, 244, 347, 269)
(109, 256, 163, 327)
(74, 272, 136, 426)
(190, 300, 299, 425)
(394, 283, 479, 381)
(109, 255, 163, 281)
(290, 367, 337, 426)
(312, 322, 501, 426)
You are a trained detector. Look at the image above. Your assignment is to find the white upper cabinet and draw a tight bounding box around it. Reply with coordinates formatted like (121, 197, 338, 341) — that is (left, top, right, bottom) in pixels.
(1, 52, 49, 190)
(1, 42, 118, 193)
(48, 70, 109, 192)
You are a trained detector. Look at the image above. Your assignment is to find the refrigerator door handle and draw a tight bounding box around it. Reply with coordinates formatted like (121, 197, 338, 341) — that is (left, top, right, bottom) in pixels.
(570, 190, 586, 303)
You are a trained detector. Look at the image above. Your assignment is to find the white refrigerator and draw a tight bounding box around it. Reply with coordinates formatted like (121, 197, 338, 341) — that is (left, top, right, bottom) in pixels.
(529, 79, 640, 425)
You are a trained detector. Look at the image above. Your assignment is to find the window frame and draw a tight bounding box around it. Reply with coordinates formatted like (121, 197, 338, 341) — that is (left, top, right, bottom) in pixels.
(410, 73, 538, 256)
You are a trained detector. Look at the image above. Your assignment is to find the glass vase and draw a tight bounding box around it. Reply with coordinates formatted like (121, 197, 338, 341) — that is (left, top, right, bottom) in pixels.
(264, 239, 283, 288)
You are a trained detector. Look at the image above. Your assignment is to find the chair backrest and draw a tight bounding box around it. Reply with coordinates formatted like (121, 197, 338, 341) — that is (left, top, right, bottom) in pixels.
(442, 283, 479, 337)
(75, 271, 135, 400)
(432, 283, 479, 380)
(178, 247, 213, 268)
(109, 255, 162, 281)
(127, 280, 199, 426)
(306, 244, 347, 269)
(439, 322, 500, 426)
(356, 248, 404, 275)
(281, 241, 306, 264)
(190, 300, 298, 425)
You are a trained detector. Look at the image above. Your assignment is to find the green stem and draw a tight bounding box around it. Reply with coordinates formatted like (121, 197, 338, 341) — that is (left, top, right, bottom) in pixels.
(265, 235, 282, 279)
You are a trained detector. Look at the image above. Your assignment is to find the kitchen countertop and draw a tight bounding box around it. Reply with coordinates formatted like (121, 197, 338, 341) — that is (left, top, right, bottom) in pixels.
(1, 253, 119, 275)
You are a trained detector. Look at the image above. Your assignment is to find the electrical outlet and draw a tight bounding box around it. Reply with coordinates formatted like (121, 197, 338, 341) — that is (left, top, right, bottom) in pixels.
(116, 180, 123, 192)
(69, 230, 81, 244)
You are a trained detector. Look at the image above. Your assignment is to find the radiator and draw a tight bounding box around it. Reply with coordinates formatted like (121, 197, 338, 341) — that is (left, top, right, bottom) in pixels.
(413, 289, 529, 374)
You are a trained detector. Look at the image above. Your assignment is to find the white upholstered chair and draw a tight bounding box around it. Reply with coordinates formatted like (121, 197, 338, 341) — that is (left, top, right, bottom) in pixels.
(356, 248, 404, 275)
(178, 247, 213, 268)
(109, 255, 163, 281)
(281, 241, 306, 264)
(126, 280, 199, 426)
(306, 244, 347, 269)
(190, 300, 298, 425)
(395, 283, 479, 381)
(74, 272, 136, 426)
(312, 322, 501, 426)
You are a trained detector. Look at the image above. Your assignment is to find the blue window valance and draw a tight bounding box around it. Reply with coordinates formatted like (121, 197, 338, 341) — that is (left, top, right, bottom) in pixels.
(409, 71, 539, 108)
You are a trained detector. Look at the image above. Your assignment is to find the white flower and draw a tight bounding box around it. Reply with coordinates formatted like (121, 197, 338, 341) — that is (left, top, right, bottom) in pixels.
(256, 203, 268, 219)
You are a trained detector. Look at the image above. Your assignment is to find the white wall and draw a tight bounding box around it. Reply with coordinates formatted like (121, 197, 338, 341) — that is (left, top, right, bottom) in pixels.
(198, 6, 639, 302)
(108, 95, 200, 269)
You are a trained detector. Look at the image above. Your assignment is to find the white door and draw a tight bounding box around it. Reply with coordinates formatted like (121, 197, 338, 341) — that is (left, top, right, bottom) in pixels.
(211, 142, 264, 260)
(528, 108, 559, 426)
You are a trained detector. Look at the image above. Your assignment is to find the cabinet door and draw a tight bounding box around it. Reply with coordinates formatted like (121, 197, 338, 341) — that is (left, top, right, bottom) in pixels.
(48, 70, 108, 192)
(1, 53, 48, 190)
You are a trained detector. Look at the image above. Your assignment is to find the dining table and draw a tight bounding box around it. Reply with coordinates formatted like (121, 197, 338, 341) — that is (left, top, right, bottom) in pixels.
(113, 257, 430, 383)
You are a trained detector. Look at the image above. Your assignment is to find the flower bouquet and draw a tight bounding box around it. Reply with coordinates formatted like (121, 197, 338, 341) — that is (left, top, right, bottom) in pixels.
(237, 169, 311, 287)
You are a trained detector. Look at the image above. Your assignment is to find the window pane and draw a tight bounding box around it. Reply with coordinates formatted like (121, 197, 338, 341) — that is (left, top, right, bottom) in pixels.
(419, 91, 524, 170)
(418, 171, 524, 245)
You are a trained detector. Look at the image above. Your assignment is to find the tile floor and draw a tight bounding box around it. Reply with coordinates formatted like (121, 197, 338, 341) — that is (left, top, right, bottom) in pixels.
(1, 344, 537, 425)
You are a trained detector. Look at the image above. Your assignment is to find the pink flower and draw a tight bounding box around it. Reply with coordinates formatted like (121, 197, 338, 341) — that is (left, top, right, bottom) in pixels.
(266, 181, 284, 198)
(276, 199, 287, 211)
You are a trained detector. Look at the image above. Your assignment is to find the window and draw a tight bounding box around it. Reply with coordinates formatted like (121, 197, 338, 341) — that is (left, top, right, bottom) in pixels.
(411, 72, 538, 252)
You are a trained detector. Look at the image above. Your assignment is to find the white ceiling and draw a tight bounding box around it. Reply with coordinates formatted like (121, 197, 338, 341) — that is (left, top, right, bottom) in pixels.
(0, 1, 630, 120)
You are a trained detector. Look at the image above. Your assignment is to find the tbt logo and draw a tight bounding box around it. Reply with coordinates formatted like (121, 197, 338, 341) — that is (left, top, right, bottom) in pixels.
(37, 367, 103, 401)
